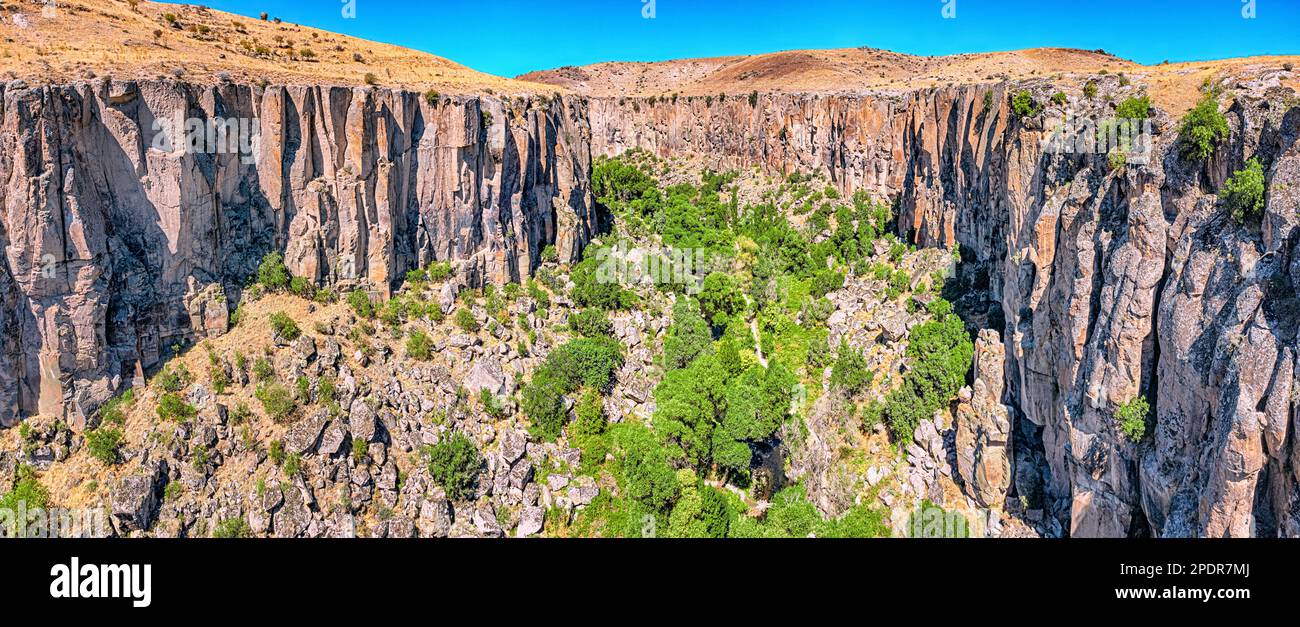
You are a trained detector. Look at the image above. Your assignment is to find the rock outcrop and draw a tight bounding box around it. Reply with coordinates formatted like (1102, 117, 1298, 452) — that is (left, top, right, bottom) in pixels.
(955, 329, 1013, 508)
(0, 79, 595, 428)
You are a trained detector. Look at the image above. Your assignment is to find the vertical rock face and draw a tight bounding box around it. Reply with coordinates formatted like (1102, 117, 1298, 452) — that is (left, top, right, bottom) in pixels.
(956, 329, 1013, 508)
(587, 84, 1300, 537)
(0, 79, 595, 428)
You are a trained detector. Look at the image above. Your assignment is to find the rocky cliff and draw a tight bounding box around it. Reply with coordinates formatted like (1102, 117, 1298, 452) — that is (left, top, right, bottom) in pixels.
(578, 73, 1300, 537)
(0, 78, 595, 429)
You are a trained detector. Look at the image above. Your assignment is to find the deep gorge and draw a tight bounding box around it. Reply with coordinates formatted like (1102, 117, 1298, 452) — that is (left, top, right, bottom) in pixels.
(2, 74, 1298, 536)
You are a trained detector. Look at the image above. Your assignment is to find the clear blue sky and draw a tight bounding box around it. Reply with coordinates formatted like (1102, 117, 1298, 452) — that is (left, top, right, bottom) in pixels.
(168, 0, 1300, 77)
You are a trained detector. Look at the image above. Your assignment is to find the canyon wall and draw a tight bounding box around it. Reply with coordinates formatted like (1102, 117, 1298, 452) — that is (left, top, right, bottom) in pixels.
(0, 79, 595, 429)
(585, 81, 1300, 537)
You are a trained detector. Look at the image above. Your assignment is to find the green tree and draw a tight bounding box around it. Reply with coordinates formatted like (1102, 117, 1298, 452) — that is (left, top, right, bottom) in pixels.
(86, 428, 123, 465)
(830, 343, 872, 396)
(1178, 92, 1229, 162)
(1116, 396, 1151, 442)
(1223, 158, 1266, 224)
(424, 431, 483, 501)
(610, 423, 679, 512)
(698, 272, 743, 326)
(257, 251, 290, 291)
(663, 298, 712, 371)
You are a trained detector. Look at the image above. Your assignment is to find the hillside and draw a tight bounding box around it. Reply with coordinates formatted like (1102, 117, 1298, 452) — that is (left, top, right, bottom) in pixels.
(521, 46, 1300, 115)
(0, 0, 553, 93)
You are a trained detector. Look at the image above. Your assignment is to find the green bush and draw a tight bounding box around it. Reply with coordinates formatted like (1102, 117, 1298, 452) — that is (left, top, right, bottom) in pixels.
(98, 389, 135, 427)
(1223, 158, 1266, 224)
(1116, 396, 1151, 442)
(830, 343, 873, 396)
(454, 308, 479, 333)
(256, 383, 298, 423)
(257, 251, 291, 291)
(269, 311, 301, 341)
(86, 428, 123, 465)
(1178, 92, 1229, 162)
(352, 438, 368, 464)
(347, 290, 375, 319)
(406, 330, 432, 360)
(882, 303, 973, 444)
(0, 466, 50, 525)
(569, 309, 614, 338)
(253, 357, 275, 382)
(1083, 80, 1098, 99)
(213, 517, 252, 538)
(1010, 90, 1042, 119)
(156, 393, 197, 423)
(522, 337, 625, 440)
(155, 365, 188, 392)
(662, 299, 712, 371)
(424, 431, 483, 501)
(427, 262, 454, 282)
(1115, 95, 1151, 120)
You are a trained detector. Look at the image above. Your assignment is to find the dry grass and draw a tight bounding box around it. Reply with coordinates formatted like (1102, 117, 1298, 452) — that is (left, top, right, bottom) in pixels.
(0, 0, 555, 94)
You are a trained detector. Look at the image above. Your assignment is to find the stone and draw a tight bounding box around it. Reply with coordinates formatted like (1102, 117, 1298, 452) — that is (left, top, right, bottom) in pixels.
(284, 409, 329, 455)
(111, 463, 165, 533)
(517, 506, 545, 537)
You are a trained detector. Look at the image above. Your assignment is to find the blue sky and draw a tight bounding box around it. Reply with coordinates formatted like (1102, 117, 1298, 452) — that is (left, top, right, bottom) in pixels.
(169, 0, 1300, 77)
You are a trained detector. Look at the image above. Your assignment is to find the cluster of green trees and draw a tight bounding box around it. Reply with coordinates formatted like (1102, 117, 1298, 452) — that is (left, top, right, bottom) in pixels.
(879, 299, 974, 443)
(521, 337, 625, 441)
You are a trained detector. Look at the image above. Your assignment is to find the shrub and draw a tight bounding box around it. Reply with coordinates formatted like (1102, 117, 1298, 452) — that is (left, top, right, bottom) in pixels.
(540, 244, 559, 263)
(1223, 158, 1266, 224)
(1083, 80, 1098, 99)
(213, 517, 252, 538)
(479, 389, 506, 419)
(522, 337, 625, 440)
(1051, 91, 1067, 106)
(662, 299, 712, 371)
(0, 466, 50, 520)
(86, 428, 123, 465)
(424, 431, 483, 501)
(253, 357, 275, 382)
(427, 262, 454, 282)
(98, 389, 135, 427)
(256, 383, 298, 423)
(1010, 90, 1042, 119)
(454, 308, 479, 333)
(830, 343, 873, 396)
(1108, 151, 1127, 172)
(352, 438, 368, 464)
(269, 440, 285, 466)
(1178, 92, 1229, 162)
(569, 309, 613, 338)
(882, 304, 973, 444)
(1115, 95, 1151, 120)
(424, 89, 441, 106)
(347, 290, 375, 319)
(269, 312, 301, 341)
(364, 72, 379, 86)
(406, 330, 432, 360)
(156, 393, 197, 423)
(1116, 396, 1151, 442)
(257, 251, 291, 291)
(155, 365, 188, 392)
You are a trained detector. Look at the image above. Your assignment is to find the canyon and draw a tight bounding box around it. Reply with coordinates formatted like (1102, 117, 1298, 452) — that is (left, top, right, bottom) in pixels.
(3, 0, 1300, 538)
